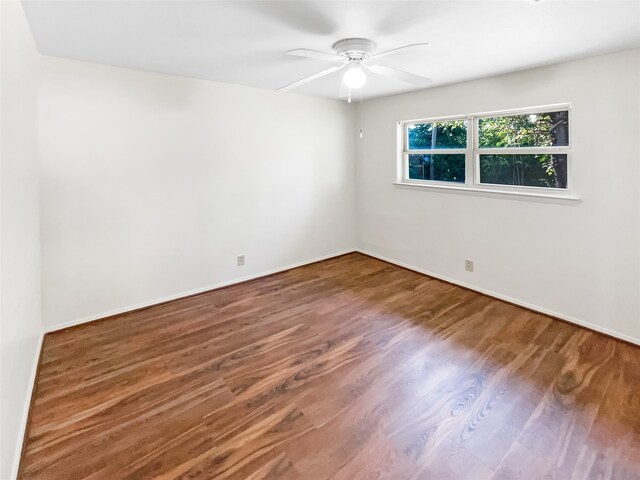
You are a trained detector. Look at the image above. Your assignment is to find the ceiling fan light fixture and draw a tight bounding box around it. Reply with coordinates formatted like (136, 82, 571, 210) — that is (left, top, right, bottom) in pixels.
(343, 62, 367, 89)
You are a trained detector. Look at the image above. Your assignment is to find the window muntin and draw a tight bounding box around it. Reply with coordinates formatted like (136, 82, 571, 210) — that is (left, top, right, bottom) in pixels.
(399, 106, 571, 193)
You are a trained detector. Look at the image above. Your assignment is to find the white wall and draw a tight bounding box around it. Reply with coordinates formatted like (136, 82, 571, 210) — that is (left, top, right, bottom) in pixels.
(355, 49, 640, 344)
(39, 57, 356, 329)
(0, 1, 43, 478)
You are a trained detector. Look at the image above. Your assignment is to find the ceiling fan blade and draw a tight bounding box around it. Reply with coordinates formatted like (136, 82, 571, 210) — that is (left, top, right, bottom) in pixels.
(278, 64, 345, 92)
(285, 49, 343, 63)
(365, 64, 433, 87)
(367, 43, 429, 61)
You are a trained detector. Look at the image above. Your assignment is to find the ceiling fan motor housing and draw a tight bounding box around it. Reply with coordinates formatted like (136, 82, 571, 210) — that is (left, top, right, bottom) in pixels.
(332, 38, 375, 60)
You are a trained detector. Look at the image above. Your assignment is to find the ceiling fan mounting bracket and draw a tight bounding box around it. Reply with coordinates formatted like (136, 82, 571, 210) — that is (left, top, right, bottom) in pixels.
(332, 38, 375, 60)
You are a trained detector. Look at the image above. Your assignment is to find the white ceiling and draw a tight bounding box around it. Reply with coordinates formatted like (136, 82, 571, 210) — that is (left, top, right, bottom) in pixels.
(22, 0, 640, 100)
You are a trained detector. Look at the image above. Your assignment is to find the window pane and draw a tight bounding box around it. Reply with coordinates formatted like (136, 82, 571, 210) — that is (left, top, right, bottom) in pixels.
(407, 120, 467, 150)
(408, 154, 465, 182)
(479, 154, 567, 188)
(478, 111, 569, 148)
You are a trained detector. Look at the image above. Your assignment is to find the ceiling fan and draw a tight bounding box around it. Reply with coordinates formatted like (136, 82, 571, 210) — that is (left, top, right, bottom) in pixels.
(278, 38, 432, 101)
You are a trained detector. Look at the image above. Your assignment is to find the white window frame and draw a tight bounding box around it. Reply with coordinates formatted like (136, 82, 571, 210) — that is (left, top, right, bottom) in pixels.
(401, 114, 470, 186)
(396, 104, 577, 202)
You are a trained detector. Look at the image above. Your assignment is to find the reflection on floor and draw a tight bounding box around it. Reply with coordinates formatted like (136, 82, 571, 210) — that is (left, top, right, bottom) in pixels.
(19, 253, 640, 479)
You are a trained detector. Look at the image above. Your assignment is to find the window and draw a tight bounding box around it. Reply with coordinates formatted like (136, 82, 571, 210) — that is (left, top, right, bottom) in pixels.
(399, 105, 572, 197)
(477, 110, 569, 189)
(405, 120, 467, 183)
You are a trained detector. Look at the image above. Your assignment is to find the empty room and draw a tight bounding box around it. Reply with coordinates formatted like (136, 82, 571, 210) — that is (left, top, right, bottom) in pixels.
(1, 0, 639, 478)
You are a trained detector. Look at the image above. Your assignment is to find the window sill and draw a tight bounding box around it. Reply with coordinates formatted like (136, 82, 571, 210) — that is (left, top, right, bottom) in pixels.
(392, 181, 581, 204)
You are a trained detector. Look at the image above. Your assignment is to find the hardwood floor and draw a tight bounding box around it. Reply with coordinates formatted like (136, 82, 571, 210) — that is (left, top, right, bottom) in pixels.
(19, 253, 640, 479)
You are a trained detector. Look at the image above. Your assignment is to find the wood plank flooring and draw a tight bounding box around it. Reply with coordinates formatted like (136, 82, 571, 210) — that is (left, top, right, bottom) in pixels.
(19, 253, 640, 479)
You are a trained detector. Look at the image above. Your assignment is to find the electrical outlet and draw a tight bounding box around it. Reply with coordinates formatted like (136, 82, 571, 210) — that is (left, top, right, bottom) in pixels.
(465, 259, 474, 272)
(237, 255, 245, 267)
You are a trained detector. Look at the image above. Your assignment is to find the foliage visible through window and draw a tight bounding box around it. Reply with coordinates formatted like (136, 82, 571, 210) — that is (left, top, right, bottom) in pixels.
(400, 107, 570, 192)
(406, 120, 467, 182)
(408, 121, 467, 150)
(479, 154, 568, 188)
(478, 111, 569, 188)
(409, 154, 465, 183)
(478, 112, 568, 148)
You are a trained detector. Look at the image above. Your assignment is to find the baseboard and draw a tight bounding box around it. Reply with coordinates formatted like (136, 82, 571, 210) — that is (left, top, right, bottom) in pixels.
(357, 249, 640, 347)
(44, 249, 356, 334)
(45, 248, 640, 346)
(11, 331, 44, 480)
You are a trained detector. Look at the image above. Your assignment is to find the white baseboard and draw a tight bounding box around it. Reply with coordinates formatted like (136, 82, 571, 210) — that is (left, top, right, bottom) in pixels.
(357, 249, 640, 347)
(45, 247, 640, 346)
(44, 250, 355, 333)
(11, 332, 44, 480)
